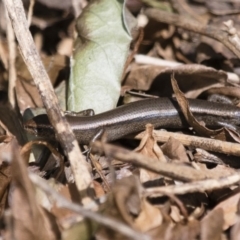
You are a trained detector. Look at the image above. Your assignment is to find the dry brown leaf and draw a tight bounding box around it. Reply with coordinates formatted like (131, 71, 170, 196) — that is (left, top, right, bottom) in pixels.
(102, 175, 164, 234)
(161, 137, 189, 162)
(134, 124, 166, 182)
(96, 176, 142, 240)
(135, 124, 166, 161)
(16, 54, 68, 111)
(205, 87, 240, 101)
(0, 161, 11, 216)
(200, 208, 224, 240)
(213, 192, 240, 230)
(174, 220, 200, 240)
(107, 166, 132, 183)
(155, 219, 200, 240)
(170, 205, 182, 223)
(197, 15, 240, 61)
(9, 139, 60, 240)
(38, 181, 98, 240)
(133, 198, 162, 232)
(112, 175, 142, 225)
(231, 215, 240, 240)
(16, 54, 67, 85)
(20, 140, 64, 176)
(93, 180, 105, 198)
(171, 73, 224, 138)
(0, 138, 17, 216)
(51, 182, 80, 220)
(125, 64, 226, 98)
(16, 77, 43, 110)
(224, 128, 240, 144)
(0, 105, 27, 146)
(205, 164, 237, 180)
(194, 148, 226, 166)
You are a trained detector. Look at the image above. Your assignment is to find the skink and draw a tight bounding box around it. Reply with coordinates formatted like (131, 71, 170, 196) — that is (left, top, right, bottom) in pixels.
(24, 98, 240, 144)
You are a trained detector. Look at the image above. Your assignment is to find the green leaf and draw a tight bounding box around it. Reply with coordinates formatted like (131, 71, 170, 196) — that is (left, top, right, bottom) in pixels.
(67, 0, 135, 114)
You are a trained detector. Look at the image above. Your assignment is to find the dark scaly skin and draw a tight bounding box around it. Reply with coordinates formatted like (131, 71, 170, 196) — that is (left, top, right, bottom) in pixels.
(24, 98, 240, 144)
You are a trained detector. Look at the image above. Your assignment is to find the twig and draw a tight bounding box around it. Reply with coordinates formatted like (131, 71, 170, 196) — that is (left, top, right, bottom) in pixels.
(91, 141, 215, 182)
(3, 0, 93, 198)
(210, 8, 240, 16)
(134, 54, 239, 83)
(29, 172, 151, 240)
(89, 153, 111, 192)
(0, 38, 8, 69)
(144, 8, 240, 59)
(135, 130, 240, 157)
(144, 172, 240, 198)
(170, 0, 205, 23)
(27, 0, 35, 26)
(6, 11, 16, 107)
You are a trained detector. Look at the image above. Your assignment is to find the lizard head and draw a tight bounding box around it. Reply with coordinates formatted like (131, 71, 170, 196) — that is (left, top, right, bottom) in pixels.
(24, 114, 56, 139)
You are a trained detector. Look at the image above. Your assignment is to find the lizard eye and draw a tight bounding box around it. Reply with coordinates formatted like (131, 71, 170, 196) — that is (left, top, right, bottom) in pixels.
(24, 124, 38, 136)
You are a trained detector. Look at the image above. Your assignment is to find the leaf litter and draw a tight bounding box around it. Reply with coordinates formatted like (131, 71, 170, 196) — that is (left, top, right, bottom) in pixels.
(1, 0, 240, 239)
